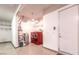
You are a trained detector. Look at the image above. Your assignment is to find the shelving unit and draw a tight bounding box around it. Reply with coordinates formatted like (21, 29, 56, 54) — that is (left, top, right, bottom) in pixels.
(18, 16, 28, 47)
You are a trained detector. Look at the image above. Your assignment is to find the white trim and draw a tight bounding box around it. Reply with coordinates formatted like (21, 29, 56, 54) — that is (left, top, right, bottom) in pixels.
(57, 4, 75, 12)
(14, 4, 22, 15)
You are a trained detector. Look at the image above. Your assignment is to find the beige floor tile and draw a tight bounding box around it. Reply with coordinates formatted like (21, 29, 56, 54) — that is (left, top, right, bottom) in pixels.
(0, 42, 57, 55)
(0, 42, 17, 55)
(16, 43, 57, 55)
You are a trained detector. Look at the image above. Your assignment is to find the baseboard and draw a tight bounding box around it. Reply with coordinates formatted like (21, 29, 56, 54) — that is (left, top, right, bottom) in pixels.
(42, 46, 62, 55)
(11, 42, 19, 49)
(58, 50, 72, 55)
(0, 41, 18, 49)
(0, 41, 11, 43)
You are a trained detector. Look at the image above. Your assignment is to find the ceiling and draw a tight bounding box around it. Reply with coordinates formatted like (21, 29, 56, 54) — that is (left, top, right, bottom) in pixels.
(0, 4, 67, 22)
(18, 4, 67, 20)
(0, 4, 18, 22)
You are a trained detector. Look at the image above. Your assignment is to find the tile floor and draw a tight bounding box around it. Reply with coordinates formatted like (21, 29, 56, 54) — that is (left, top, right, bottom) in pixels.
(0, 42, 16, 55)
(0, 42, 57, 55)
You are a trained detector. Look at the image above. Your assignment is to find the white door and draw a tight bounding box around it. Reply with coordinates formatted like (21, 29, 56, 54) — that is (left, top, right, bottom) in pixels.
(59, 5, 78, 54)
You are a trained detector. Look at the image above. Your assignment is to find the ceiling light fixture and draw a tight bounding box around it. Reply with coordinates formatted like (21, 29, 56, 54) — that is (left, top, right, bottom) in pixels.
(31, 12, 35, 21)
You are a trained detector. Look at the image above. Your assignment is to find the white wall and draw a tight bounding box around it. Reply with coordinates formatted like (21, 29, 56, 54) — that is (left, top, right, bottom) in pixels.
(21, 19, 43, 43)
(12, 15, 18, 47)
(21, 21, 35, 33)
(0, 27, 12, 42)
(43, 11, 58, 51)
(21, 21, 34, 43)
(0, 21, 12, 42)
(11, 5, 21, 47)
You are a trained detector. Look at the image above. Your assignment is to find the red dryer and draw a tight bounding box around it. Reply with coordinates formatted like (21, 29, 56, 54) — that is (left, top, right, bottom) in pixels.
(31, 32, 42, 45)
